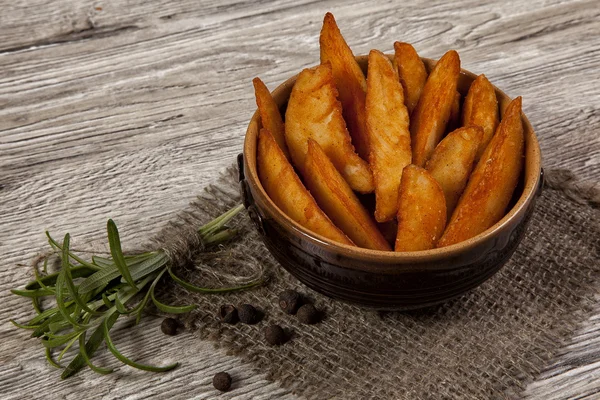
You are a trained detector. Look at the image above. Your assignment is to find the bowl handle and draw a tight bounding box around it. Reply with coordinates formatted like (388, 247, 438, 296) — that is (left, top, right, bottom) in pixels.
(537, 167, 545, 197)
(238, 153, 252, 209)
(237, 153, 267, 236)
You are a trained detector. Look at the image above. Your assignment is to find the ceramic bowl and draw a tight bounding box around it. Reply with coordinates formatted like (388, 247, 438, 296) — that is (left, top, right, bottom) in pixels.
(240, 55, 543, 310)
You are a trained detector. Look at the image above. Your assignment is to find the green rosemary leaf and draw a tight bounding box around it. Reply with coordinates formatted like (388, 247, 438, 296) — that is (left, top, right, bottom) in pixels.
(203, 228, 238, 245)
(102, 318, 178, 372)
(124, 252, 169, 283)
(91, 256, 113, 268)
(45, 232, 102, 271)
(114, 295, 128, 314)
(29, 308, 58, 326)
(29, 302, 72, 326)
(134, 284, 154, 325)
(32, 312, 65, 338)
(101, 293, 113, 308)
(168, 267, 265, 294)
(11, 288, 55, 298)
(62, 312, 120, 379)
(32, 297, 43, 314)
(148, 268, 195, 314)
(42, 330, 83, 349)
(45, 348, 62, 369)
(106, 220, 136, 290)
(198, 204, 244, 238)
(57, 333, 81, 362)
(48, 320, 71, 334)
(77, 331, 113, 375)
(26, 265, 98, 290)
(61, 234, 103, 316)
(10, 319, 41, 330)
(151, 292, 196, 314)
(55, 265, 88, 330)
(124, 253, 155, 263)
(78, 266, 120, 296)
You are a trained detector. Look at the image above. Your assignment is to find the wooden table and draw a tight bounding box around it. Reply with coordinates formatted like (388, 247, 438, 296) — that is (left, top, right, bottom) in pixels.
(1, 1, 598, 398)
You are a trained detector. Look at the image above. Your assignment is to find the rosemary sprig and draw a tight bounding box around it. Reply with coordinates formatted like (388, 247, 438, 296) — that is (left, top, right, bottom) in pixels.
(11, 204, 264, 379)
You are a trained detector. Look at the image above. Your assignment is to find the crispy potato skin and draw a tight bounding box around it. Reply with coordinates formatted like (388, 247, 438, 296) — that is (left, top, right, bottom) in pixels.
(320, 12, 369, 160)
(425, 126, 483, 219)
(257, 128, 354, 246)
(395, 165, 447, 251)
(392, 42, 428, 115)
(410, 50, 461, 167)
(285, 63, 374, 193)
(437, 97, 524, 248)
(366, 50, 412, 222)
(253, 77, 289, 159)
(462, 74, 499, 161)
(304, 139, 391, 251)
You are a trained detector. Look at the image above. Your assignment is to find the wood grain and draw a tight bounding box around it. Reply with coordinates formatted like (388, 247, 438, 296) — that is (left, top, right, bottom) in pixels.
(1, 0, 598, 398)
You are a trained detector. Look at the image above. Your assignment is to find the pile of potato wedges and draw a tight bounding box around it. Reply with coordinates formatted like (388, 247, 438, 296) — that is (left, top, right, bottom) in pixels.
(254, 12, 524, 252)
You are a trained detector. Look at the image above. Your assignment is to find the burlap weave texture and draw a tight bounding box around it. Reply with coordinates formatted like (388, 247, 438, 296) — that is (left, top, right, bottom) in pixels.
(159, 167, 599, 399)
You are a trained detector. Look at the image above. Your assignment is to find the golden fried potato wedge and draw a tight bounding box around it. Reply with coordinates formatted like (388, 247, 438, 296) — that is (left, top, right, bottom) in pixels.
(395, 165, 447, 251)
(437, 97, 524, 247)
(410, 50, 461, 167)
(462, 74, 499, 161)
(320, 12, 369, 159)
(365, 49, 412, 222)
(285, 63, 374, 193)
(257, 128, 354, 246)
(425, 126, 483, 219)
(393, 42, 428, 115)
(304, 139, 390, 251)
(253, 77, 289, 159)
(447, 91, 461, 133)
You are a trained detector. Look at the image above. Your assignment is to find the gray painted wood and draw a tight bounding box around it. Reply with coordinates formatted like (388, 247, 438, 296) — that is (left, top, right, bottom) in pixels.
(0, 0, 598, 398)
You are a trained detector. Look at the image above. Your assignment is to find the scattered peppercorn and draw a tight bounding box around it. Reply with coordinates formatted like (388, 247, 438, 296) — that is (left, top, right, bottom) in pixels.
(238, 304, 259, 324)
(278, 289, 302, 314)
(212, 371, 232, 392)
(161, 318, 178, 335)
(264, 324, 286, 345)
(219, 304, 238, 324)
(296, 304, 320, 324)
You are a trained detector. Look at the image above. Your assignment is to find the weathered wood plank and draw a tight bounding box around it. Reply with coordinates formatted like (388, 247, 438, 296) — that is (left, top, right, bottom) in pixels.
(0, 0, 598, 398)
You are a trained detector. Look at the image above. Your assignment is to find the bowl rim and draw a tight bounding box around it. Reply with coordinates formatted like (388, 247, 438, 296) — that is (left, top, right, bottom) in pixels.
(243, 55, 542, 264)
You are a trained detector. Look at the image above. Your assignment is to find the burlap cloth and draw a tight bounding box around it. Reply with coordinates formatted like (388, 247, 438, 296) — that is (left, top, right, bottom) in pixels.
(157, 166, 599, 399)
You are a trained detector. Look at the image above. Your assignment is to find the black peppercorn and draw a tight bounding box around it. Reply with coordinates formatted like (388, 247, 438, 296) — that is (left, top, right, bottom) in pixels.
(278, 289, 302, 314)
(219, 304, 238, 324)
(238, 304, 259, 324)
(212, 371, 232, 392)
(264, 324, 286, 345)
(296, 304, 319, 324)
(161, 318, 178, 335)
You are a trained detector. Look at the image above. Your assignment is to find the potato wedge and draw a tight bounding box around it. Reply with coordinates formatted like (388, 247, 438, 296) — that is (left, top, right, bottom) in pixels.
(304, 139, 390, 251)
(437, 97, 524, 247)
(257, 128, 353, 246)
(462, 74, 499, 161)
(393, 42, 428, 115)
(425, 126, 483, 219)
(285, 63, 374, 193)
(365, 49, 412, 222)
(395, 165, 447, 251)
(320, 12, 369, 160)
(410, 50, 461, 167)
(253, 77, 289, 159)
(447, 91, 461, 133)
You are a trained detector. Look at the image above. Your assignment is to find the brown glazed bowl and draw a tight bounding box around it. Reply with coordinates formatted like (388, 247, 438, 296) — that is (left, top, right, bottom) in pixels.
(240, 55, 543, 310)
